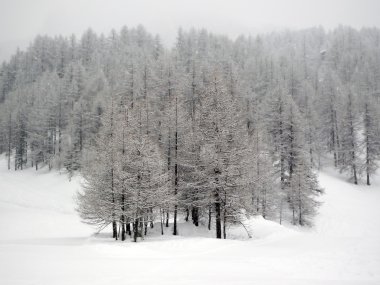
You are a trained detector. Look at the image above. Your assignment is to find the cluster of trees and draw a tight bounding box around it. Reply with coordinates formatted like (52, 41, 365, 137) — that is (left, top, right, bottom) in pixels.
(0, 25, 379, 241)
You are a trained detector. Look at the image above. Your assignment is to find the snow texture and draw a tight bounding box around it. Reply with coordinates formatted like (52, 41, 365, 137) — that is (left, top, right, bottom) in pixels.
(0, 160, 379, 285)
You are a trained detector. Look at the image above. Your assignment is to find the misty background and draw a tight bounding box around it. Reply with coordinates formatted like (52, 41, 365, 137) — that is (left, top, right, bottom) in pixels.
(1, 0, 380, 63)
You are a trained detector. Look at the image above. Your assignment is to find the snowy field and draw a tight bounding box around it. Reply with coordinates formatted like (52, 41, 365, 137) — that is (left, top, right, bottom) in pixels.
(0, 161, 380, 285)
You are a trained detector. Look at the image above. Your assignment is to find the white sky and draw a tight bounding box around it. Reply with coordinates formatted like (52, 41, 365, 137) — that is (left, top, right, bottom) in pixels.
(1, 0, 379, 62)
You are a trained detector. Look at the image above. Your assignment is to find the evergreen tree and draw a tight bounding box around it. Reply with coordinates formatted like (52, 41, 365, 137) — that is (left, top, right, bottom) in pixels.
(363, 95, 380, 185)
(340, 91, 360, 184)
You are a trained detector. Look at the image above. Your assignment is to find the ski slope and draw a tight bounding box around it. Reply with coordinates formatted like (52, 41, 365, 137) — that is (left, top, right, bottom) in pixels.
(0, 161, 379, 285)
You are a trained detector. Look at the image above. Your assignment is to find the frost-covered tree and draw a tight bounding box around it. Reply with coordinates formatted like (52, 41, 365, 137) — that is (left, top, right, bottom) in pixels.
(115, 99, 169, 242)
(286, 100, 322, 225)
(363, 95, 380, 185)
(339, 91, 360, 184)
(196, 68, 252, 238)
(2, 25, 380, 241)
(78, 94, 118, 238)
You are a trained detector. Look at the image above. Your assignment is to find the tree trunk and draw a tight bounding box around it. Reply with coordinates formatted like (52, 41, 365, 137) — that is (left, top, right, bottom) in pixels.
(7, 114, 11, 170)
(223, 208, 226, 239)
(365, 103, 371, 186)
(353, 163, 358, 185)
(334, 111, 341, 166)
(173, 205, 178, 235)
(215, 192, 222, 239)
(160, 208, 164, 235)
(165, 211, 169, 227)
(121, 216, 126, 241)
(173, 96, 178, 236)
(298, 182, 303, 226)
(185, 208, 189, 221)
(349, 106, 358, 185)
(133, 219, 139, 242)
(330, 105, 338, 167)
(208, 205, 212, 230)
(112, 220, 118, 240)
(192, 207, 199, 226)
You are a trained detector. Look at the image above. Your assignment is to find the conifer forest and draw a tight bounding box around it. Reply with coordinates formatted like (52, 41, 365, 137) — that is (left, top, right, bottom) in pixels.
(1, 26, 379, 243)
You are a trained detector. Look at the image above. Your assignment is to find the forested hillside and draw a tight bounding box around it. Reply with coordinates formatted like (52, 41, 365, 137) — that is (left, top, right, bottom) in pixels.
(0, 26, 379, 241)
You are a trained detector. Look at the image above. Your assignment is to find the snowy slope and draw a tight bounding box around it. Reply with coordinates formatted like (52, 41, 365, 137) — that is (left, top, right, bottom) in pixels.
(0, 161, 379, 285)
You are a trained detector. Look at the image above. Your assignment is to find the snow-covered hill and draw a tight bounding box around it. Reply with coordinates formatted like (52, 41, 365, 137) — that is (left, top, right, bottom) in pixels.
(0, 162, 379, 285)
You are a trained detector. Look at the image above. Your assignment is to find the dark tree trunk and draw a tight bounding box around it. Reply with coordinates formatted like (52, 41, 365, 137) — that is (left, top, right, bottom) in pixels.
(110, 105, 117, 240)
(173, 205, 178, 235)
(192, 207, 199, 226)
(330, 105, 338, 168)
(215, 193, 222, 239)
(353, 163, 358, 185)
(126, 223, 131, 236)
(160, 208, 164, 235)
(121, 216, 126, 241)
(223, 208, 226, 239)
(298, 186, 303, 226)
(112, 220, 117, 240)
(349, 105, 358, 185)
(185, 208, 189, 221)
(165, 211, 169, 227)
(334, 111, 341, 166)
(365, 103, 371, 186)
(121, 184, 126, 240)
(133, 219, 139, 242)
(332, 129, 337, 167)
(208, 205, 212, 230)
(173, 96, 178, 236)
(111, 180, 117, 239)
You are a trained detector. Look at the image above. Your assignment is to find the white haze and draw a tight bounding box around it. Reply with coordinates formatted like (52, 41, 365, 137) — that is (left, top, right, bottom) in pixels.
(0, 0, 379, 62)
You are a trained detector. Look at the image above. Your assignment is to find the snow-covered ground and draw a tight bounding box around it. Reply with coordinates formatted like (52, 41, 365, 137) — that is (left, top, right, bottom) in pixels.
(0, 161, 379, 285)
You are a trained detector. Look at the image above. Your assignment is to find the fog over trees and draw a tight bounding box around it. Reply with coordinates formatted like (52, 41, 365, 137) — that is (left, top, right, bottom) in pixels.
(0, 25, 379, 241)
